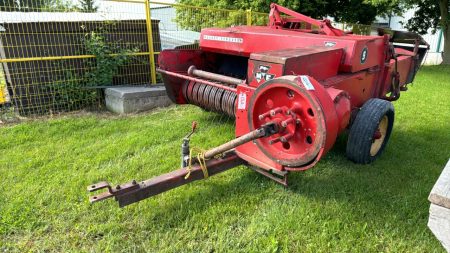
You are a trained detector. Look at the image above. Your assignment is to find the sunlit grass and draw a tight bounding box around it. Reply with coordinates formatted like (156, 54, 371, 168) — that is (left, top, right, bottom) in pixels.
(0, 65, 449, 252)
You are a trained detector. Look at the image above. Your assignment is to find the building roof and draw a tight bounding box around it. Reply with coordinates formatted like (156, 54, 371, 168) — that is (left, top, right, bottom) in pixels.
(0, 11, 156, 23)
(160, 30, 200, 49)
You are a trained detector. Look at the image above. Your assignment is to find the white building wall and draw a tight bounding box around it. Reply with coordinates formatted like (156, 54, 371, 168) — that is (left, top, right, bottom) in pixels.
(377, 8, 444, 53)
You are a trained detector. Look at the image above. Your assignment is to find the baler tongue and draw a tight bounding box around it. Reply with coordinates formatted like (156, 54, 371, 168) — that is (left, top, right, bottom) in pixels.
(87, 121, 282, 207)
(87, 181, 140, 203)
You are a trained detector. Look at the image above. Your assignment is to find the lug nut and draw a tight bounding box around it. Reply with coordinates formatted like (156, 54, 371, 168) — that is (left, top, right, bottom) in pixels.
(259, 112, 271, 121)
(285, 110, 291, 115)
(270, 107, 282, 116)
(281, 118, 295, 127)
(269, 137, 281, 145)
(296, 119, 301, 125)
(280, 133, 293, 143)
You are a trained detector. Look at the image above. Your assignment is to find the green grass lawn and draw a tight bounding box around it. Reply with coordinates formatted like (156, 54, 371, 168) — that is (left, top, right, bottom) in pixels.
(1, 65, 449, 252)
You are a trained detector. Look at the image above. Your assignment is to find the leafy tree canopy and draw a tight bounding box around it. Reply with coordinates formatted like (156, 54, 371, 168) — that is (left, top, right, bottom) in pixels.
(78, 0, 98, 12)
(0, 0, 78, 11)
(176, 0, 402, 24)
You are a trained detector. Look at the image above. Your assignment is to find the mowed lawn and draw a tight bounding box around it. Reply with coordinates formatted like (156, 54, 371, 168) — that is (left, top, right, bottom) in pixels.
(1, 65, 449, 252)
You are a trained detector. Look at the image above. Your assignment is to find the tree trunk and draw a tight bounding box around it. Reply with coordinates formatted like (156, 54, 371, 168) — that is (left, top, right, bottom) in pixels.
(442, 24, 450, 65)
(439, 0, 449, 65)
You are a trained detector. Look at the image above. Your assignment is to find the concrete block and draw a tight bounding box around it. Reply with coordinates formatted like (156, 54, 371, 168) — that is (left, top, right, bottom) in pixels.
(428, 159, 450, 252)
(105, 86, 172, 114)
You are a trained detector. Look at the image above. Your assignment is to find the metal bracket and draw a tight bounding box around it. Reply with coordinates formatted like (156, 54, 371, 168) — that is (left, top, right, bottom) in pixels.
(87, 180, 140, 203)
(246, 164, 289, 186)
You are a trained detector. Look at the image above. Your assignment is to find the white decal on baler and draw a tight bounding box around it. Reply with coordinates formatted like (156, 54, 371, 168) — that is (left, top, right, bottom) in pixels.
(238, 93, 246, 109)
(324, 41, 337, 47)
(203, 35, 243, 43)
(360, 46, 368, 65)
(299, 76, 315, 90)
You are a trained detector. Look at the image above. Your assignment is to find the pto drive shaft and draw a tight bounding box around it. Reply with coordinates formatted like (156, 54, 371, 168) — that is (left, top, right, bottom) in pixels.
(204, 123, 276, 159)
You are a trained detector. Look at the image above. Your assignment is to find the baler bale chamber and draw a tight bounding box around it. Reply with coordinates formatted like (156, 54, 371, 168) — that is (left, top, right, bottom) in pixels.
(88, 4, 429, 208)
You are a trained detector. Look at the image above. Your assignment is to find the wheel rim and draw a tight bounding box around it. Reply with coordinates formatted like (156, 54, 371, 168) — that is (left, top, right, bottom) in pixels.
(370, 116, 388, 156)
(247, 78, 326, 167)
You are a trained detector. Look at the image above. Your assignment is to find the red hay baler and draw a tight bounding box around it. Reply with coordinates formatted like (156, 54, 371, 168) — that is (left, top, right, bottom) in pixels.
(88, 4, 429, 207)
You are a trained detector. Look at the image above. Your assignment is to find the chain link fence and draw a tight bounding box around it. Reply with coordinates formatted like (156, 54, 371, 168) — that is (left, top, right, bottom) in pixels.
(0, 0, 371, 119)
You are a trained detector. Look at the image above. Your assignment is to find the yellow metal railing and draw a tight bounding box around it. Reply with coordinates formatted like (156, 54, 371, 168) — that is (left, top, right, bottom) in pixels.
(0, 0, 371, 118)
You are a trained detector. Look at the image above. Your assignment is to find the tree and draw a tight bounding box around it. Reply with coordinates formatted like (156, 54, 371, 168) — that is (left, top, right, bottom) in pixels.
(320, 0, 403, 24)
(367, 0, 449, 65)
(175, 0, 401, 27)
(0, 0, 48, 11)
(0, 0, 76, 12)
(0, 0, 18, 11)
(78, 0, 98, 12)
(46, 0, 78, 11)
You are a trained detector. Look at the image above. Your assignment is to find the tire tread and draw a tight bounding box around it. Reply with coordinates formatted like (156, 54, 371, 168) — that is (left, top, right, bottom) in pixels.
(346, 99, 395, 164)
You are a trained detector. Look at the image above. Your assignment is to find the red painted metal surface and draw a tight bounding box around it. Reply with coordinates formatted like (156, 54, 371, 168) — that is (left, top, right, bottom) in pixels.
(188, 65, 244, 86)
(158, 49, 222, 104)
(235, 75, 350, 171)
(248, 47, 343, 83)
(268, 4, 347, 37)
(200, 25, 386, 73)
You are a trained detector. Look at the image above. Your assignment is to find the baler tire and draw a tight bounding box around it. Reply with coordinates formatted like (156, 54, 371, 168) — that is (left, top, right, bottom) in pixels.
(346, 98, 395, 164)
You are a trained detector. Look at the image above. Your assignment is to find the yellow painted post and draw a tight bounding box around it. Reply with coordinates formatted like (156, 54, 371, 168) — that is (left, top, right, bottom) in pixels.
(342, 22, 345, 31)
(247, 9, 252, 26)
(145, 0, 157, 84)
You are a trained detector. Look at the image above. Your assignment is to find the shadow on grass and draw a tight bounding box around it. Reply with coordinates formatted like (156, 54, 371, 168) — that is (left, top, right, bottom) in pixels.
(138, 122, 448, 229)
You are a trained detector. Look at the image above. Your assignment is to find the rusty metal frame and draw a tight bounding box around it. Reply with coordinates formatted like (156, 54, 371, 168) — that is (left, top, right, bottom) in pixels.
(88, 151, 246, 207)
(246, 164, 289, 186)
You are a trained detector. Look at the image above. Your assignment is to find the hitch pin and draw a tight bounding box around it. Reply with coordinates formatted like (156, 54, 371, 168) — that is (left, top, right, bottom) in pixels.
(182, 121, 197, 168)
(186, 121, 197, 139)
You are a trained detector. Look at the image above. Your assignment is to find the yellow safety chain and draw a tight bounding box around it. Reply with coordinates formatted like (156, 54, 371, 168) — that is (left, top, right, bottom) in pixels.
(185, 147, 210, 180)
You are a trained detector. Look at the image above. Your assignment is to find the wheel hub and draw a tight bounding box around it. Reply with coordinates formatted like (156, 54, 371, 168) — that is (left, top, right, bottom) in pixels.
(370, 116, 388, 156)
(248, 77, 326, 167)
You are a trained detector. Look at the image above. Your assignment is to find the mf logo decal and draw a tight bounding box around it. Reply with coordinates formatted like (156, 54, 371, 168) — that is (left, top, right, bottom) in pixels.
(324, 41, 337, 47)
(255, 65, 276, 83)
(360, 46, 368, 65)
